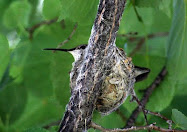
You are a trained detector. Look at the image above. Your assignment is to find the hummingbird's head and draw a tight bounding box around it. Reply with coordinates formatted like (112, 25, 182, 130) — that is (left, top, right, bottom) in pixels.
(43, 44, 87, 61)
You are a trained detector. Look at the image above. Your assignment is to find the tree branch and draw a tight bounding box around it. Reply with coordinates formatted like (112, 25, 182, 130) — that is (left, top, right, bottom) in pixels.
(125, 66, 168, 128)
(118, 32, 169, 56)
(26, 18, 77, 50)
(144, 110, 173, 129)
(90, 122, 186, 132)
(26, 17, 58, 40)
(53, 23, 78, 52)
(58, 0, 128, 131)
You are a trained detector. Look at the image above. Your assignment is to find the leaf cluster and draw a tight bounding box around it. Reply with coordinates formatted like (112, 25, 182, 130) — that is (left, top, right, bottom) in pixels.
(0, 0, 186, 131)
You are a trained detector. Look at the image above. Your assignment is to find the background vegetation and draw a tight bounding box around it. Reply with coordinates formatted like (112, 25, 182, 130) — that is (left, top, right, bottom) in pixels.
(0, 0, 187, 131)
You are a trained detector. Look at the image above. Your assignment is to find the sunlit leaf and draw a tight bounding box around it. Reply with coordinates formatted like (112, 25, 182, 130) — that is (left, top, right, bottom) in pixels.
(158, 0, 172, 17)
(172, 109, 187, 130)
(28, 0, 43, 25)
(43, 0, 61, 19)
(59, 0, 98, 25)
(167, 0, 187, 82)
(3, 1, 31, 29)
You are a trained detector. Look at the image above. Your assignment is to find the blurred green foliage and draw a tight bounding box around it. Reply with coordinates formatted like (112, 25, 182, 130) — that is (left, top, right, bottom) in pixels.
(0, 0, 187, 132)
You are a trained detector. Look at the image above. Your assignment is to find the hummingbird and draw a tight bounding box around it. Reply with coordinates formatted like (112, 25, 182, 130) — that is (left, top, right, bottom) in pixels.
(43, 44, 87, 92)
(43, 44, 150, 115)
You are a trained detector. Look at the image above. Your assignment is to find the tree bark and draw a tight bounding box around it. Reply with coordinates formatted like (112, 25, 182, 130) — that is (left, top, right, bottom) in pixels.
(58, 0, 127, 131)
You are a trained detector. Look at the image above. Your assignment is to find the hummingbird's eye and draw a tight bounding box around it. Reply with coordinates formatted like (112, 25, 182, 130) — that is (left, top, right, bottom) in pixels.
(81, 45, 87, 49)
(77, 44, 87, 49)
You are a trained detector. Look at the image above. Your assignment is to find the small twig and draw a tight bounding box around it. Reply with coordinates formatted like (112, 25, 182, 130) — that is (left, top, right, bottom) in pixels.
(129, 32, 169, 56)
(145, 110, 173, 129)
(118, 32, 169, 56)
(53, 23, 78, 53)
(56, 23, 77, 49)
(129, 37, 145, 57)
(125, 66, 168, 128)
(131, 95, 149, 126)
(26, 17, 58, 40)
(118, 32, 169, 42)
(91, 122, 186, 132)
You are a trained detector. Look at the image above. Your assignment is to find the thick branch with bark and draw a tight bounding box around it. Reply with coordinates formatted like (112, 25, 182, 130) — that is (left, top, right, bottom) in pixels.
(58, 0, 127, 132)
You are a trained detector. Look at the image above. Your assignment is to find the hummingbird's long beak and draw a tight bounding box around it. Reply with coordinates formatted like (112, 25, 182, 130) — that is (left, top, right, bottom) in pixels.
(43, 48, 77, 52)
(43, 47, 82, 61)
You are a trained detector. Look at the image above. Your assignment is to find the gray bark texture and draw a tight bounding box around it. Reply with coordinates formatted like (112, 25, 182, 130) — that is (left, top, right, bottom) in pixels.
(58, 0, 129, 131)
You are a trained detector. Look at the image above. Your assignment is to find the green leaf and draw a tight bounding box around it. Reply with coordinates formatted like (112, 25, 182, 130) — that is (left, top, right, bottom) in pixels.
(50, 53, 72, 106)
(22, 39, 53, 98)
(166, 0, 187, 82)
(171, 96, 187, 116)
(43, 0, 61, 19)
(0, 34, 9, 81)
(146, 75, 175, 111)
(0, 0, 13, 16)
(3, 1, 31, 29)
(24, 127, 49, 132)
(151, 9, 171, 32)
(0, 82, 27, 125)
(48, 126, 58, 132)
(12, 94, 62, 131)
(9, 41, 31, 83)
(134, 0, 160, 8)
(172, 109, 187, 130)
(92, 112, 124, 131)
(59, 0, 98, 25)
(174, 78, 187, 96)
(158, 0, 172, 17)
(119, 4, 171, 35)
(28, 0, 43, 26)
(119, 5, 154, 35)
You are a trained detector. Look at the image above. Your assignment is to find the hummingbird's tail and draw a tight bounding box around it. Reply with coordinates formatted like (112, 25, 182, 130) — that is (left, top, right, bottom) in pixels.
(134, 66, 150, 82)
